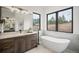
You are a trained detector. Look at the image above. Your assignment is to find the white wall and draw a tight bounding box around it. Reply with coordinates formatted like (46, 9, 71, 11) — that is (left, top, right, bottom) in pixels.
(73, 7, 79, 34)
(15, 12, 23, 31)
(24, 14, 32, 30)
(15, 12, 33, 31)
(1, 7, 15, 18)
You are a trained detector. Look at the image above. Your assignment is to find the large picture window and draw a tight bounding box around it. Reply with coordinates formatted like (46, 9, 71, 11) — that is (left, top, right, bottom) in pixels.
(33, 12, 41, 31)
(47, 7, 73, 33)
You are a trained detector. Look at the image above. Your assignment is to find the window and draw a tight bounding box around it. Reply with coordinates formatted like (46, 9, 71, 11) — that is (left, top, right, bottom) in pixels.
(47, 13, 56, 31)
(47, 7, 73, 33)
(33, 12, 41, 31)
(58, 9, 72, 32)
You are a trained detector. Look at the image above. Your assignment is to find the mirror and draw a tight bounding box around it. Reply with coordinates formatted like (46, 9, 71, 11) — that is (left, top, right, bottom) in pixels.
(1, 7, 15, 32)
(0, 6, 33, 33)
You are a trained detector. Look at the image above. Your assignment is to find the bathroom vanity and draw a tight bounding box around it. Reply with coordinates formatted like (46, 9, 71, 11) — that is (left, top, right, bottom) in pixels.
(0, 32, 38, 53)
(0, 6, 38, 53)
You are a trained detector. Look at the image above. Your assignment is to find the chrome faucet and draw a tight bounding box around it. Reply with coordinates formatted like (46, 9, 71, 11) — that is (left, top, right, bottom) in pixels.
(19, 29, 22, 33)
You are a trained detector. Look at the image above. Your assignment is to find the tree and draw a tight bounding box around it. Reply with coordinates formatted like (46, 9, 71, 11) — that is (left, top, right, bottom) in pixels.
(58, 16, 64, 24)
(48, 16, 56, 24)
(33, 19, 39, 25)
(58, 15, 68, 24)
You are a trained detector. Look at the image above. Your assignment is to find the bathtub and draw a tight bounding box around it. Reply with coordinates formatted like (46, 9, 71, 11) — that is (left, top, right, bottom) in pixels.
(40, 36, 70, 53)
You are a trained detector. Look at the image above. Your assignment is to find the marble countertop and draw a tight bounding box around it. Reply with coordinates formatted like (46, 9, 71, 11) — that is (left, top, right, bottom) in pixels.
(0, 31, 37, 39)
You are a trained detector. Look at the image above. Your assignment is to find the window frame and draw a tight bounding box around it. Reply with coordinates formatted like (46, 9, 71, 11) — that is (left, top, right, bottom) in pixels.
(47, 7, 73, 33)
(33, 12, 41, 31)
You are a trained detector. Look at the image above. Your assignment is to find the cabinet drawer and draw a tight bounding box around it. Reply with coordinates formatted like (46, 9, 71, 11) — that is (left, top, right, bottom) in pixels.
(31, 40, 37, 48)
(0, 39, 15, 53)
(31, 34, 38, 40)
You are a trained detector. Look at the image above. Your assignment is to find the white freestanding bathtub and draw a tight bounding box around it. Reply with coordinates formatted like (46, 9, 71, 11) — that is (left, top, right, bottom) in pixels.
(40, 36, 70, 53)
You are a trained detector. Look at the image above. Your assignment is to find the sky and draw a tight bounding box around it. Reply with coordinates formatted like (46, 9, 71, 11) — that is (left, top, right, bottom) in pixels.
(48, 9, 72, 21)
(59, 9, 72, 21)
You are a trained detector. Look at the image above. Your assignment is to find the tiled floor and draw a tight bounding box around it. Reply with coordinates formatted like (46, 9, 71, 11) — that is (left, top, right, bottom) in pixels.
(26, 45, 77, 53)
(26, 45, 54, 53)
(64, 49, 77, 53)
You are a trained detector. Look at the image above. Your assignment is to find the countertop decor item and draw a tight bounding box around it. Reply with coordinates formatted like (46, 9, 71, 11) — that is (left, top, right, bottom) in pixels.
(19, 29, 22, 33)
(27, 27, 33, 33)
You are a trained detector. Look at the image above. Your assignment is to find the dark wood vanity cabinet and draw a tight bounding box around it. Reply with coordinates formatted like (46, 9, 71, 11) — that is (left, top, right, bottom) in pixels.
(25, 34, 38, 51)
(14, 36, 26, 53)
(0, 33, 38, 53)
(0, 38, 15, 53)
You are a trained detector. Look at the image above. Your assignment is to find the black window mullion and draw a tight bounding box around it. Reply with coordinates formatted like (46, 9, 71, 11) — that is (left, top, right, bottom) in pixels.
(0, 6, 1, 21)
(56, 12, 58, 31)
(39, 14, 41, 30)
(72, 7, 73, 33)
